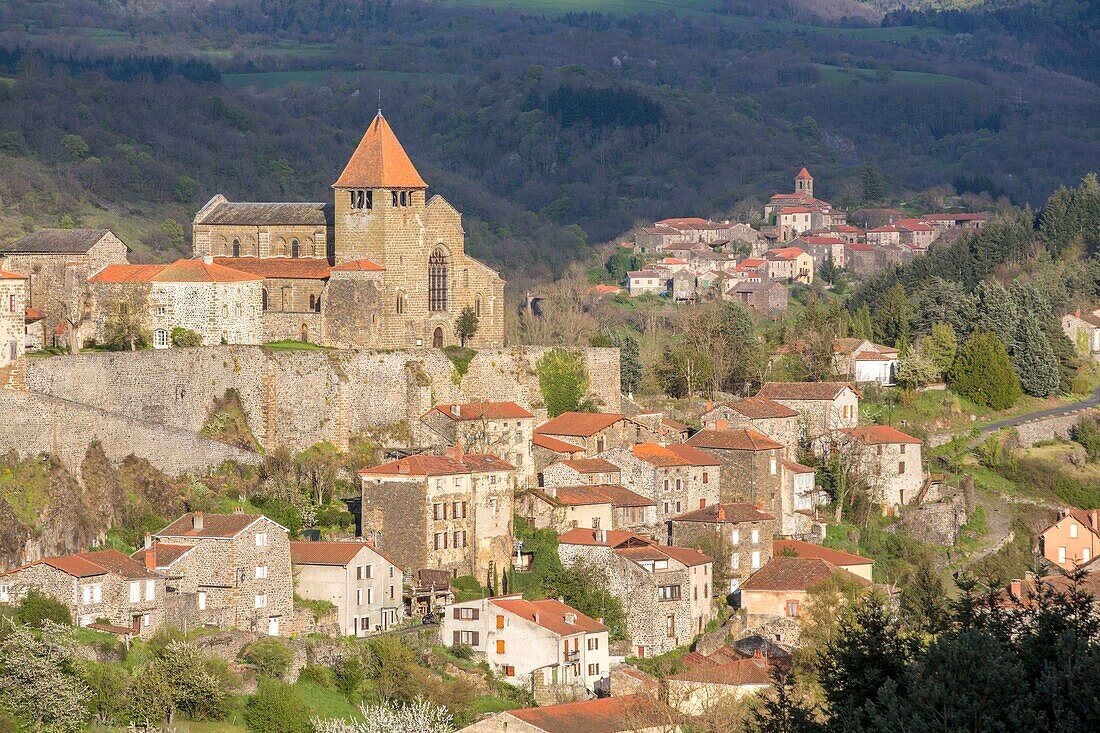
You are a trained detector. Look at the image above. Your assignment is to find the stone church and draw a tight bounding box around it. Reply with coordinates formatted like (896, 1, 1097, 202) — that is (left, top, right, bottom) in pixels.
(191, 112, 505, 349)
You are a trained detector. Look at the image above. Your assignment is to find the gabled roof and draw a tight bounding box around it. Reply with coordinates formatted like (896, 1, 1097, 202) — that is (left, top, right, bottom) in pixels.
(668, 656, 775, 686)
(532, 434, 586, 454)
(536, 412, 624, 438)
(3, 228, 113, 254)
(552, 484, 656, 508)
(333, 112, 427, 189)
(685, 429, 783, 452)
(740, 557, 869, 592)
(632, 442, 723, 467)
(360, 452, 514, 477)
(757, 381, 859, 401)
(839, 425, 922, 445)
(557, 458, 621, 474)
(152, 259, 263, 283)
(3, 549, 159, 580)
(88, 264, 166, 283)
(774, 539, 873, 566)
(671, 502, 775, 524)
(213, 257, 332, 280)
(717, 397, 799, 420)
(132, 543, 193, 569)
(655, 217, 714, 229)
(506, 694, 658, 733)
(768, 247, 807, 260)
(195, 201, 330, 227)
(557, 528, 653, 548)
(0, 269, 28, 279)
(426, 402, 534, 422)
(618, 543, 712, 568)
(290, 541, 400, 569)
(156, 512, 276, 539)
(1038, 509, 1100, 541)
(491, 595, 608, 636)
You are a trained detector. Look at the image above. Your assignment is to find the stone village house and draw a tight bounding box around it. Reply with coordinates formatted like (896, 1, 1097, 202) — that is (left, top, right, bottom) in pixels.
(290, 541, 405, 637)
(682, 429, 788, 521)
(541, 458, 622, 488)
(599, 443, 722, 529)
(516, 483, 658, 535)
(667, 503, 777, 594)
(419, 401, 536, 486)
(0, 549, 164, 638)
(701, 397, 800, 458)
(836, 425, 924, 510)
(134, 511, 293, 637)
(359, 448, 515, 589)
(755, 381, 860, 455)
(442, 594, 611, 700)
(772, 540, 873, 582)
(739, 556, 868, 623)
(557, 529, 715, 658)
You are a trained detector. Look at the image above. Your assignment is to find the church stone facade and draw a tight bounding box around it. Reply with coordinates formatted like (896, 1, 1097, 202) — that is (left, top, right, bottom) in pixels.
(192, 113, 505, 349)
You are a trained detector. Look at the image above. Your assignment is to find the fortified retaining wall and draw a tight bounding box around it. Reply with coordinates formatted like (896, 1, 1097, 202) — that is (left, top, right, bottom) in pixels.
(0, 391, 260, 474)
(23, 346, 620, 453)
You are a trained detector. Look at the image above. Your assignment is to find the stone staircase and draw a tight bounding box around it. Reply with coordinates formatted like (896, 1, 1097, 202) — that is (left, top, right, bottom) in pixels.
(0, 357, 26, 392)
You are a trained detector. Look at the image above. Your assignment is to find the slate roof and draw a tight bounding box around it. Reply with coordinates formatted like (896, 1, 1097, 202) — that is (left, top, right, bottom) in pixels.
(773, 539, 873, 567)
(360, 452, 514, 477)
(740, 557, 869, 591)
(671, 503, 775, 524)
(685, 429, 784, 452)
(333, 112, 427, 189)
(491, 595, 608, 636)
(196, 201, 331, 227)
(3, 228, 113, 254)
(536, 412, 624, 437)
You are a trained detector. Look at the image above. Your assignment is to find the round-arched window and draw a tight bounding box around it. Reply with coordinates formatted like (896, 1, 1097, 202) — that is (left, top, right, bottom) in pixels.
(291, 239, 300, 258)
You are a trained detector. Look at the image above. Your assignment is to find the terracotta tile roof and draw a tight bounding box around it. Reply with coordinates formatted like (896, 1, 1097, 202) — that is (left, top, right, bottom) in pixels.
(839, 425, 922, 445)
(0, 269, 27, 279)
(507, 694, 659, 733)
(845, 243, 875, 252)
(4, 549, 159, 580)
(774, 539, 872, 566)
(536, 412, 624, 438)
(290, 540, 401, 569)
(620, 543, 712, 567)
(558, 458, 621, 474)
(868, 225, 899, 233)
(333, 112, 427, 189)
(757, 381, 859, 401)
(532, 434, 586, 454)
(741, 557, 869, 592)
(855, 350, 893, 361)
(997, 571, 1100, 610)
(669, 656, 775, 686)
(157, 512, 270, 539)
(131, 543, 192, 569)
(632, 442, 723, 467)
(768, 247, 807, 260)
(832, 337, 868, 354)
(662, 416, 690, 432)
(656, 217, 713, 229)
(213, 257, 332, 279)
(780, 206, 813, 214)
(780, 459, 814, 474)
(671, 502, 775, 523)
(360, 452, 514, 477)
(795, 167, 813, 180)
(196, 201, 330, 226)
(3, 228, 113, 254)
(330, 258, 385, 272)
(552, 484, 656, 508)
(153, 259, 263, 283)
(89, 264, 167, 283)
(42, 555, 109, 578)
(557, 528, 652, 548)
(24, 307, 44, 321)
(491, 595, 608, 636)
(685, 429, 783, 452)
(719, 397, 799, 419)
(642, 225, 679, 235)
(427, 402, 534, 422)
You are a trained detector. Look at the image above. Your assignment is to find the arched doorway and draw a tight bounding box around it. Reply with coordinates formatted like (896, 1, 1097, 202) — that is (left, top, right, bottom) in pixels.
(432, 327, 443, 348)
(300, 323, 309, 343)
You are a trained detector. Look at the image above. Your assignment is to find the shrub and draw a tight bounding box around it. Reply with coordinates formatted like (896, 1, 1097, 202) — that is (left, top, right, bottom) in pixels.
(948, 332, 1022, 410)
(1072, 416, 1100, 462)
(240, 637, 294, 679)
(298, 664, 335, 689)
(244, 678, 313, 733)
(171, 327, 203, 347)
(537, 348, 592, 417)
(447, 643, 474, 660)
(17, 589, 72, 627)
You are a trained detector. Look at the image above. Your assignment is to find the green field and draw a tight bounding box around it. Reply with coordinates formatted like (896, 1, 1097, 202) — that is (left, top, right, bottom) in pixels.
(438, 0, 722, 14)
(814, 63, 969, 86)
(223, 69, 468, 91)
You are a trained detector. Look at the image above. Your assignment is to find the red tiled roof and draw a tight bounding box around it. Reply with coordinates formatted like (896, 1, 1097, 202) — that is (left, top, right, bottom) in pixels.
(532, 434, 586, 454)
(507, 694, 660, 733)
(157, 512, 271, 539)
(795, 167, 813, 180)
(855, 350, 893, 361)
(768, 247, 807, 259)
(780, 459, 814, 474)
(0, 269, 28, 279)
(333, 112, 427, 189)
(427, 402, 534, 422)
(43, 555, 109, 578)
(718, 397, 799, 420)
(557, 528, 652, 548)
(132, 542, 192, 569)
(839, 425, 922, 445)
(741, 557, 869, 591)
(24, 307, 45, 321)
(213, 257, 331, 280)
(552, 484, 656, 508)
(330, 258, 385, 272)
(631, 442, 723, 467)
(660, 257, 688, 265)
(780, 206, 813, 214)
(868, 225, 899, 233)
(89, 263, 166, 283)
(491, 595, 608, 636)
(757, 381, 859, 401)
(685, 429, 783, 452)
(774, 539, 872, 566)
(153, 258, 263, 283)
(536, 412, 624, 438)
(289, 540, 401, 569)
(630, 543, 712, 567)
(72, 549, 160, 580)
(558, 458, 621, 474)
(669, 656, 775, 686)
(845, 243, 875, 252)
(671, 502, 775, 523)
(361, 452, 514, 477)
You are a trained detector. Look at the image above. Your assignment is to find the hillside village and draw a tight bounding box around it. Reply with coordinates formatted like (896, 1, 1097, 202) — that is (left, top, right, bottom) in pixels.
(1, 114, 1100, 731)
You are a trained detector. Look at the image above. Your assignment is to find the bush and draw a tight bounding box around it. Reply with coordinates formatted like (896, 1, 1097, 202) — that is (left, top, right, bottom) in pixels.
(298, 664, 335, 689)
(240, 637, 294, 679)
(447, 643, 474, 660)
(536, 348, 592, 417)
(17, 589, 72, 627)
(948, 332, 1022, 410)
(244, 678, 313, 733)
(1072, 417, 1100, 462)
(171, 326, 203, 347)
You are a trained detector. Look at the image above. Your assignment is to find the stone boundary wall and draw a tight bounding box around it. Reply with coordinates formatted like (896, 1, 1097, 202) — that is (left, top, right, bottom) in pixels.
(927, 408, 1100, 449)
(23, 346, 620, 452)
(0, 391, 261, 474)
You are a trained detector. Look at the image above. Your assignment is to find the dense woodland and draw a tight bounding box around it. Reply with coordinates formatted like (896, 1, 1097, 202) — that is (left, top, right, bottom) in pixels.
(0, 0, 1095, 285)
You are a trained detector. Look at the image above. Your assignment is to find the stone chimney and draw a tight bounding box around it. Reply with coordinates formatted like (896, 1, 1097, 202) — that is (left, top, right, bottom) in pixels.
(533, 610, 540, 625)
(565, 612, 577, 625)
(144, 543, 157, 571)
(192, 511, 204, 531)
(451, 404, 461, 418)
(597, 529, 607, 543)
(233, 506, 244, 515)
(1009, 579, 1022, 600)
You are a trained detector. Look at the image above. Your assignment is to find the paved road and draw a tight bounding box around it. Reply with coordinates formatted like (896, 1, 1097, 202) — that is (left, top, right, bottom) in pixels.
(975, 384, 1100, 435)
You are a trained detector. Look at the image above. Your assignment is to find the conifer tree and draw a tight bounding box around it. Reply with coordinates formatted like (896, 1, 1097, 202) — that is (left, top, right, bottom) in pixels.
(860, 161, 886, 203)
(875, 283, 911, 348)
(920, 323, 957, 376)
(948, 332, 1022, 409)
(1012, 318, 1060, 397)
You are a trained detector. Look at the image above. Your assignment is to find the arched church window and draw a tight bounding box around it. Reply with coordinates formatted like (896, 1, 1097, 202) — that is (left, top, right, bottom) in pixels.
(396, 293, 406, 315)
(232, 239, 241, 258)
(291, 239, 300, 258)
(428, 248, 448, 313)
(262, 288, 269, 311)
(475, 296, 481, 318)
(309, 294, 316, 311)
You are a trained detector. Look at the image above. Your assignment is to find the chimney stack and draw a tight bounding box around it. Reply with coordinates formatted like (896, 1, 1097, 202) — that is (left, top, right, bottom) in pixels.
(233, 506, 244, 515)
(203, 255, 214, 265)
(1009, 579, 1022, 601)
(193, 511, 204, 531)
(451, 404, 461, 418)
(716, 505, 726, 522)
(597, 529, 607, 543)
(533, 611, 540, 625)
(144, 533, 152, 550)
(144, 543, 157, 571)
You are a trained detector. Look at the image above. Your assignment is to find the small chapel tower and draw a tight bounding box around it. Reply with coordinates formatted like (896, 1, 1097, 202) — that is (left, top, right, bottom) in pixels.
(331, 111, 429, 264)
(795, 167, 813, 197)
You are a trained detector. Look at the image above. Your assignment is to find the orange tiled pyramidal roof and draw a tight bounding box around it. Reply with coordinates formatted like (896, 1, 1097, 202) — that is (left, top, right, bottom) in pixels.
(333, 112, 428, 189)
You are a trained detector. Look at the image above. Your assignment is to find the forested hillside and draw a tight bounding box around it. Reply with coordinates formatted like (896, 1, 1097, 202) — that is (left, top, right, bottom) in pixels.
(0, 0, 1096, 283)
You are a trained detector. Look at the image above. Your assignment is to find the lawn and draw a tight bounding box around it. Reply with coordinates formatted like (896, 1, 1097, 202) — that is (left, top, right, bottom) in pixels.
(262, 339, 332, 351)
(814, 63, 968, 86)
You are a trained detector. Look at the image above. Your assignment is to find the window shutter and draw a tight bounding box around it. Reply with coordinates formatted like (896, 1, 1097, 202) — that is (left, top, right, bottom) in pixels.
(472, 608, 480, 620)
(472, 631, 480, 645)
(453, 631, 460, 645)
(453, 608, 460, 619)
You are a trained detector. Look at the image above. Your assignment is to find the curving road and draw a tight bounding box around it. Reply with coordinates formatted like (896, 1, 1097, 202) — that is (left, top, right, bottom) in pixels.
(975, 384, 1100, 436)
